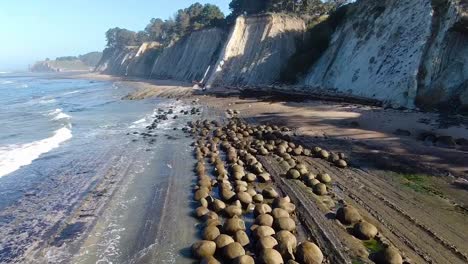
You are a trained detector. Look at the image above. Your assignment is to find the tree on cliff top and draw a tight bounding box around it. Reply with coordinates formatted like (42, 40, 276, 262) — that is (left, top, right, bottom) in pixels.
(143, 2, 224, 45)
(227, 0, 349, 19)
(105, 28, 138, 48)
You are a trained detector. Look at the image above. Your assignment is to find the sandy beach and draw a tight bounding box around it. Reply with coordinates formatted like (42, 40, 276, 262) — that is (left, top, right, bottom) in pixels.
(59, 72, 468, 264)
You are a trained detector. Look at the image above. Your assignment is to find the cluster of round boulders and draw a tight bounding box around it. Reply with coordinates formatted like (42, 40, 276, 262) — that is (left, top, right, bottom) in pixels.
(187, 117, 342, 264)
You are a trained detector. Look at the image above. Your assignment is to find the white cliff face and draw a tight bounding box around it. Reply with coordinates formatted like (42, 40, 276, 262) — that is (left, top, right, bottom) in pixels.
(304, 0, 468, 112)
(95, 42, 161, 77)
(206, 14, 306, 87)
(95, 47, 139, 75)
(417, 0, 468, 111)
(304, 0, 434, 108)
(150, 28, 226, 82)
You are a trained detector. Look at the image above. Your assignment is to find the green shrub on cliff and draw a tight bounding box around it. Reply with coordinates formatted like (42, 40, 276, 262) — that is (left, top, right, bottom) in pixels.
(105, 3, 225, 49)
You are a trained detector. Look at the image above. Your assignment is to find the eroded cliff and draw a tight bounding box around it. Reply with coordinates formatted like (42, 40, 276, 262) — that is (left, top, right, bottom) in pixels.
(96, 42, 161, 76)
(206, 14, 306, 87)
(303, 0, 468, 112)
(150, 28, 226, 82)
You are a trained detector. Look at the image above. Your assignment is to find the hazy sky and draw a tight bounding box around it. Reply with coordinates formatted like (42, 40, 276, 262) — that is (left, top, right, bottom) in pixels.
(0, 0, 230, 71)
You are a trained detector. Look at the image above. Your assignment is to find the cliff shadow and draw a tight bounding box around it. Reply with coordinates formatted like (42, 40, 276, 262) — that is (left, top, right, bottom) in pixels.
(235, 97, 468, 180)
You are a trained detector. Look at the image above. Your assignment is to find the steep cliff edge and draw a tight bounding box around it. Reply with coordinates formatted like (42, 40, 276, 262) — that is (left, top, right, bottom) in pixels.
(206, 14, 306, 87)
(304, 0, 468, 112)
(304, 0, 433, 108)
(150, 28, 226, 82)
(95, 42, 161, 76)
(416, 0, 468, 112)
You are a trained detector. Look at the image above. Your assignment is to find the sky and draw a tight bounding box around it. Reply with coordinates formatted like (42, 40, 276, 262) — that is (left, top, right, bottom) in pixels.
(0, 0, 231, 71)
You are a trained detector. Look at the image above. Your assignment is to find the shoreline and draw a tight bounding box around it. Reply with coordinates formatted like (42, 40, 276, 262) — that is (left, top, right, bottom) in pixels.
(62, 72, 468, 263)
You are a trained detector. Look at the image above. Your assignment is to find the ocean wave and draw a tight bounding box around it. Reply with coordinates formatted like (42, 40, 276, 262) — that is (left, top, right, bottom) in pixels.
(39, 98, 57, 104)
(0, 80, 14, 85)
(0, 126, 73, 178)
(48, 108, 72, 121)
(0, 71, 10, 74)
(63, 90, 80, 95)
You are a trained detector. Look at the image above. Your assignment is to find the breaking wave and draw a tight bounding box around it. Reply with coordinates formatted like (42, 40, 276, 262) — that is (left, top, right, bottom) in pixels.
(0, 126, 73, 178)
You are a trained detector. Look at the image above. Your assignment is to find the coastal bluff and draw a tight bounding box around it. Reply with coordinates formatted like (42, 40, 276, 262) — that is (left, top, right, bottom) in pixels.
(304, 0, 468, 112)
(95, 0, 468, 113)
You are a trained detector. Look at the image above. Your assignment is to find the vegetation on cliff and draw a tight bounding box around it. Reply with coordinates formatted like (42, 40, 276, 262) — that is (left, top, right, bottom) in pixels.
(105, 3, 225, 49)
(103, 1, 349, 50)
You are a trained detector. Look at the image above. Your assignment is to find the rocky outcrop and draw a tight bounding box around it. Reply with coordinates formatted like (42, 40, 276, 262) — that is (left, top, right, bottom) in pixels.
(150, 28, 226, 82)
(304, 0, 468, 112)
(206, 14, 306, 87)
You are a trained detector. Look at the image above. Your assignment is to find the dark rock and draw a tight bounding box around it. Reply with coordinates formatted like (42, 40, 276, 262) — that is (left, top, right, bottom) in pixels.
(435, 136, 456, 148)
(349, 121, 360, 127)
(394, 129, 411, 136)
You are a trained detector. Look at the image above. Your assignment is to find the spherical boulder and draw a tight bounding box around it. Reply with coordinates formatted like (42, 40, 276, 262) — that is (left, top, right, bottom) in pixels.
(258, 173, 271, 182)
(201, 256, 221, 264)
(256, 236, 278, 250)
(335, 159, 348, 168)
(212, 199, 226, 212)
(256, 214, 274, 227)
(195, 189, 209, 201)
(192, 240, 216, 259)
(316, 173, 331, 184)
(263, 187, 279, 199)
(245, 173, 257, 182)
(214, 234, 234, 249)
(196, 207, 210, 218)
(375, 246, 403, 264)
(255, 204, 273, 215)
(254, 225, 276, 239)
(313, 183, 327, 196)
(287, 169, 301, 179)
(224, 205, 243, 217)
(272, 208, 290, 219)
(318, 150, 329, 159)
(224, 216, 246, 234)
(275, 230, 297, 260)
(296, 241, 323, 264)
(353, 221, 378, 240)
(203, 226, 220, 241)
(274, 217, 296, 232)
(234, 230, 250, 246)
(237, 192, 253, 205)
(233, 255, 255, 264)
(224, 242, 245, 260)
(258, 248, 284, 264)
(253, 194, 264, 203)
(336, 205, 362, 225)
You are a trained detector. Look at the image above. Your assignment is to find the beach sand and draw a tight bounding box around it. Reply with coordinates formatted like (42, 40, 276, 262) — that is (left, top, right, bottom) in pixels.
(64, 72, 468, 264)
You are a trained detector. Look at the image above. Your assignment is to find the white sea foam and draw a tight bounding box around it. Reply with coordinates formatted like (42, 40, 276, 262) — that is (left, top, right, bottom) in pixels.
(0, 126, 73, 177)
(48, 108, 72, 121)
(0, 71, 9, 74)
(63, 90, 80, 95)
(0, 81, 14, 85)
(39, 98, 57, 104)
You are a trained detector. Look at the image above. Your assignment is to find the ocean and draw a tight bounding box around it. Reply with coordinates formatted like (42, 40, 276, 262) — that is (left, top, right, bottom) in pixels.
(0, 72, 198, 263)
